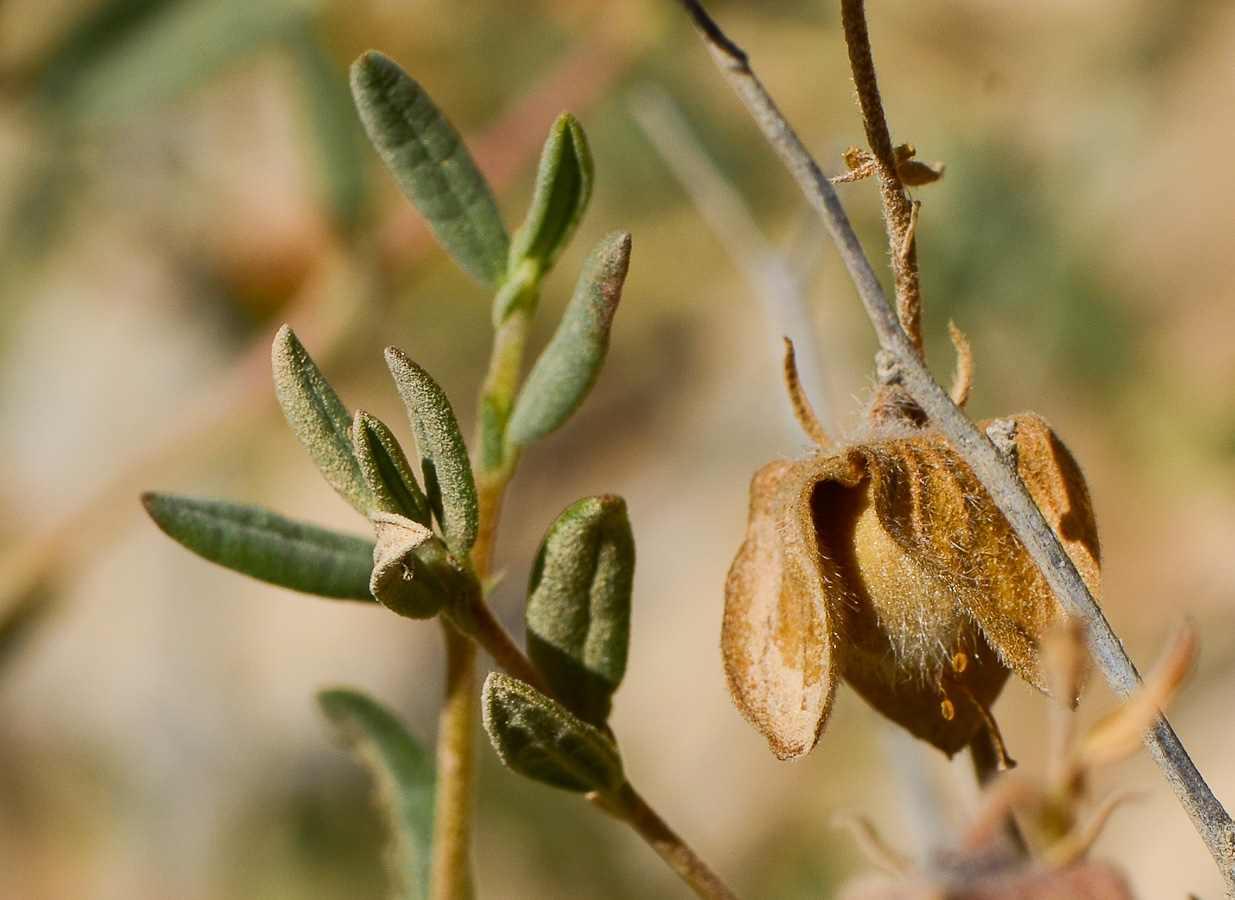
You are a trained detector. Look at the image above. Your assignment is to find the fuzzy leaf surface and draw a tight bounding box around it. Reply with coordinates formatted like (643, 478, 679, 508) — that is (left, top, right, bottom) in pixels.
(318, 689, 435, 900)
(507, 231, 631, 446)
(353, 410, 432, 525)
(526, 495, 634, 725)
(509, 114, 593, 278)
(481, 673, 624, 793)
(351, 51, 509, 288)
(385, 348, 479, 553)
(142, 493, 375, 600)
(272, 325, 373, 515)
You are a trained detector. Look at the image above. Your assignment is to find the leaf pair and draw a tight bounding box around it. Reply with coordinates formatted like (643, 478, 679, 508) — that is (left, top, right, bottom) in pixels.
(482, 496, 634, 793)
(351, 51, 628, 452)
(351, 51, 592, 298)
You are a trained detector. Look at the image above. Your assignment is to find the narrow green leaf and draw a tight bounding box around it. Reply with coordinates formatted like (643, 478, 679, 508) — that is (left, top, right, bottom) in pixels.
(142, 493, 375, 600)
(353, 411, 432, 526)
(272, 325, 373, 516)
(289, 24, 370, 227)
(369, 513, 449, 619)
(35, 0, 176, 112)
(526, 496, 634, 726)
(481, 673, 624, 793)
(506, 232, 632, 446)
(38, 0, 314, 127)
(509, 113, 593, 278)
(318, 689, 435, 900)
(351, 51, 509, 288)
(385, 348, 479, 554)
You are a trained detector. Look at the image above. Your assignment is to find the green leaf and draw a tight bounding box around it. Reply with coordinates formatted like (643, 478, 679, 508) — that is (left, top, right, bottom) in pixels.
(506, 232, 632, 446)
(385, 348, 479, 554)
(38, 0, 315, 128)
(482, 673, 625, 794)
(509, 113, 593, 278)
(526, 496, 634, 726)
(353, 411, 432, 526)
(289, 24, 370, 227)
(142, 493, 375, 600)
(318, 689, 436, 900)
(368, 513, 451, 619)
(272, 325, 373, 516)
(351, 51, 509, 288)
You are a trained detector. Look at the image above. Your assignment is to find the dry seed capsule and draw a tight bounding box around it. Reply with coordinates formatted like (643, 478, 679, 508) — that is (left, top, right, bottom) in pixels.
(723, 414, 1100, 759)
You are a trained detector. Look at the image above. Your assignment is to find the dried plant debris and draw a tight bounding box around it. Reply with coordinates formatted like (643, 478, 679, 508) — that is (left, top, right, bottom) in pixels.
(831, 143, 944, 188)
(723, 346, 1101, 760)
(833, 626, 1194, 900)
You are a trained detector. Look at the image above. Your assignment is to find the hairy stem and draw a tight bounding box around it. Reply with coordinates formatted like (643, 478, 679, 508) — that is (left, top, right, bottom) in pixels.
(428, 298, 533, 900)
(431, 623, 477, 900)
(838, 0, 923, 354)
(680, 0, 1235, 888)
(591, 783, 741, 900)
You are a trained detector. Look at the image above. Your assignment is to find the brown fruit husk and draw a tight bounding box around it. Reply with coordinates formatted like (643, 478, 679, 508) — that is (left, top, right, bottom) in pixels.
(723, 414, 1100, 759)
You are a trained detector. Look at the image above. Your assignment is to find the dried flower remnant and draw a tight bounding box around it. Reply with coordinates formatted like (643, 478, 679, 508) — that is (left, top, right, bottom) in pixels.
(830, 143, 944, 188)
(833, 627, 1193, 900)
(723, 346, 1101, 760)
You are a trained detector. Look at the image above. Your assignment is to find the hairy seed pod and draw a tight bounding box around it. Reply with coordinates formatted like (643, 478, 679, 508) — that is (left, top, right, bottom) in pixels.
(723, 414, 1100, 760)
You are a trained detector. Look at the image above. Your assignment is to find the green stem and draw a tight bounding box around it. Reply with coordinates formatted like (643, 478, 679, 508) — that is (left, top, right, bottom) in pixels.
(428, 301, 534, 900)
(430, 623, 477, 900)
(477, 309, 531, 474)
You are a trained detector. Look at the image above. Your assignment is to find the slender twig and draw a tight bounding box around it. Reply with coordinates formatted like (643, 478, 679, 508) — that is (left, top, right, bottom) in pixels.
(838, 0, 924, 355)
(590, 783, 742, 900)
(628, 83, 834, 432)
(679, 0, 1235, 887)
(427, 286, 537, 900)
(431, 623, 477, 900)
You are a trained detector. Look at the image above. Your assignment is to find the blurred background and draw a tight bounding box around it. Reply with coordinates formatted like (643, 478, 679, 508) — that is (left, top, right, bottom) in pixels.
(2, 0, 1234, 897)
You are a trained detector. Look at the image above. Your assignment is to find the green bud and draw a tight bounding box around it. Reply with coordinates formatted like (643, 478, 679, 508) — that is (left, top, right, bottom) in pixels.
(500, 113, 593, 318)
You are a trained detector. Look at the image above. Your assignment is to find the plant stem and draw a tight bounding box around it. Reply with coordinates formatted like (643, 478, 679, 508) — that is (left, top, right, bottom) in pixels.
(838, 0, 923, 355)
(455, 582, 550, 693)
(458, 298, 748, 899)
(680, 0, 1235, 888)
(431, 623, 477, 900)
(428, 300, 533, 900)
(591, 783, 741, 900)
